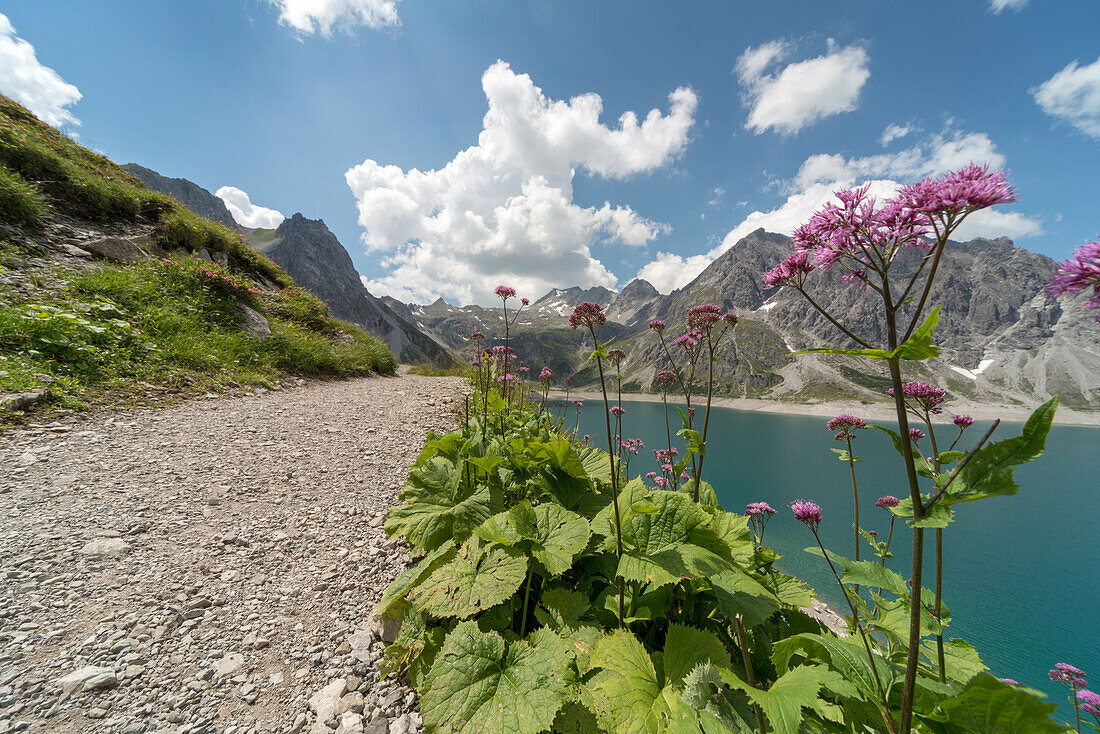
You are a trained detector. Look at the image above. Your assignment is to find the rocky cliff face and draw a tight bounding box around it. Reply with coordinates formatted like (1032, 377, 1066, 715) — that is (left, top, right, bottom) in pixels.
(122, 164, 238, 229)
(243, 215, 452, 364)
(130, 167, 451, 365)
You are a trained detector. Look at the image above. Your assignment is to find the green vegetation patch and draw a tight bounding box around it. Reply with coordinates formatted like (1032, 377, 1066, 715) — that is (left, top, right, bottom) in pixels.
(0, 256, 393, 417)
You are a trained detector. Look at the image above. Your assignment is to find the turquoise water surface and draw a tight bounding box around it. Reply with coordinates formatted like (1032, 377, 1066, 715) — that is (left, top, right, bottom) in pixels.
(567, 397, 1099, 715)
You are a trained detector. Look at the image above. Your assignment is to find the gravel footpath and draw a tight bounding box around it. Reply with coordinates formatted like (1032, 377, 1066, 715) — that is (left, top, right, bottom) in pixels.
(0, 374, 466, 734)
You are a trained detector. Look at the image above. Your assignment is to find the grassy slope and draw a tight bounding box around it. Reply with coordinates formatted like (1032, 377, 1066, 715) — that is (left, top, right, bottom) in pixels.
(0, 95, 395, 418)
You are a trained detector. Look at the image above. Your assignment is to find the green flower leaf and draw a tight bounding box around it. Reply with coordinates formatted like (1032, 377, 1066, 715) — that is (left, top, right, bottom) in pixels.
(614, 492, 733, 588)
(475, 501, 591, 576)
(794, 306, 943, 361)
(410, 537, 528, 619)
(710, 570, 781, 628)
(719, 664, 847, 734)
(942, 396, 1058, 505)
(375, 542, 456, 619)
(773, 633, 899, 704)
(385, 456, 505, 551)
(938, 672, 1063, 733)
(589, 626, 731, 734)
(421, 622, 571, 734)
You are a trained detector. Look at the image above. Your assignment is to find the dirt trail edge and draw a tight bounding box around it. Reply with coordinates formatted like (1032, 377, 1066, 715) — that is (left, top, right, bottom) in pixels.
(0, 374, 466, 734)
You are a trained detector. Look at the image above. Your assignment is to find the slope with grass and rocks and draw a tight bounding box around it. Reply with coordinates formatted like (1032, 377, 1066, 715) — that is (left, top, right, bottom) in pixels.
(0, 95, 396, 421)
(123, 164, 453, 367)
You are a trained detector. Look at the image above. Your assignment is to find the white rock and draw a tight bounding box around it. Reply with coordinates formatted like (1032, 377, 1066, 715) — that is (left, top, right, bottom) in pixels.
(336, 711, 364, 734)
(55, 666, 117, 694)
(213, 653, 244, 677)
(79, 538, 131, 558)
(308, 678, 347, 723)
(348, 629, 373, 663)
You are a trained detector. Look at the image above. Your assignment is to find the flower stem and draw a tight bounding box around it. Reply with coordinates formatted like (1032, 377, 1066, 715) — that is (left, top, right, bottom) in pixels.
(846, 434, 861, 591)
(734, 616, 768, 734)
(589, 326, 624, 628)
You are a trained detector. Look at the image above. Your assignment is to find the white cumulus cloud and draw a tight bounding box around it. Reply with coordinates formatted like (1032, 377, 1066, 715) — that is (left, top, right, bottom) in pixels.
(268, 0, 400, 36)
(1031, 56, 1100, 139)
(637, 129, 1043, 294)
(736, 39, 870, 136)
(990, 0, 1029, 13)
(216, 186, 286, 229)
(346, 61, 696, 305)
(0, 13, 81, 128)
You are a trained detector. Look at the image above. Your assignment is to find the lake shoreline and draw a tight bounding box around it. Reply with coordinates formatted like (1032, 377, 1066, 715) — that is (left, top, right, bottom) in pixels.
(546, 389, 1100, 426)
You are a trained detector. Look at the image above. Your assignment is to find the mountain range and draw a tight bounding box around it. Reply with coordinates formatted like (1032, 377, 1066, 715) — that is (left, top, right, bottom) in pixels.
(127, 165, 1099, 411)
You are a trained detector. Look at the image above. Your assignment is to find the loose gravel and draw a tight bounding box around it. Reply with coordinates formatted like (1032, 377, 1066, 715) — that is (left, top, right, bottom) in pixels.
(0, 374, 466, 734)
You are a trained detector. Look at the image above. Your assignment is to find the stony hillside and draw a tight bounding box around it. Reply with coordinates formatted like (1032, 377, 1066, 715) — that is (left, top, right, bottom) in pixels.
(240, 215, 452, 364)
(128, 167, 452, 365)
(395, 229, 1100, 410)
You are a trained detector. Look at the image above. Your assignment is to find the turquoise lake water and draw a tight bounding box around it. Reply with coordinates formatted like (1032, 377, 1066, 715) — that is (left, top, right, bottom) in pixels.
(567, 398, 1099, 715)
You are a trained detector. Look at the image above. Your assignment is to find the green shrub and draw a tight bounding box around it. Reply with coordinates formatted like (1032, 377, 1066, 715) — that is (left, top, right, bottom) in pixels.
(265, 286, 337, 335)
(0, 165, 45, 227)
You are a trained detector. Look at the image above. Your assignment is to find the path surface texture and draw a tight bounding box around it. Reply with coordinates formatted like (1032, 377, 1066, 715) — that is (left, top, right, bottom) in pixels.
(0, 375, 466, 734)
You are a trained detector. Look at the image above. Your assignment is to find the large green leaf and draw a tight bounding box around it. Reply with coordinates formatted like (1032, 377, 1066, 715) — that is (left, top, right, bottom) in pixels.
(803, 547, 909, 598)
(386, 456, 505, 551)
(710, 571, 781, 628)
(579, 445, 613, 486)
(662, 624, 733, 688)
(421, 622, 571, 734)
(759, 572, 815, 609)
(921, 638, 986, 685)
(772, 633, 898, 703)
(475, 501, 591, 576)
(938, 673, 1063, 733)
(719, 665, 847, 734)
(942, 397, 1058, 505)
(410, 537, 528, 619)
(589, 626, 732, 734)
(375, 543, 457, 618)
(614, 492, 733, 587)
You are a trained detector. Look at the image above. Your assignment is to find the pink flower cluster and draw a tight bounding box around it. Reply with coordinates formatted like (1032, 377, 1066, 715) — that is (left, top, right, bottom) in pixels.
(568, 301, 606, 330)
(494, 285, 516, 300)
(790, 500, 823, 530)
(876, 495, 901, 509)
(654, 370, 677, 388)
(745, 502, 776, 517)
(953, 414, 974, 428)
(1048, 239, 1100, 321)
(826, 413, 867, 440)
(764, 166, 1015, 292)
(539, 367, 553, 385)
(606, 348, 626, 364)
(888, 381, 948, 414)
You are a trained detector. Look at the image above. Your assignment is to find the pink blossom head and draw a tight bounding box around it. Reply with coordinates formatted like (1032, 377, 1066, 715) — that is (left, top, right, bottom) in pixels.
(1079, 690, 1100, 714)
(654, 477, 669, 488)
(521, 297, 529, 306)
(610, 406, 625, 417)
(763, 249, 814, 289)
(876, 495, 901, 509)
(897, 164, 1016, 217)
(790, 500, 822, 530)
(655, 370, 677, 388)
(539, 367, 553, 385)
(888, 381, 948, 414)
(494, 285, 516, 301)
(1056, 663, 1086, 679)
(909, 428, 925, 441)
(1047, 240, 1100, 321)
(722, 313, 739, 326)
(827, 414, 867, 440)
(648, 319, 666, 332)
(606, 348, 626, 364)
(686, 304, 722, 331)
(571, 400, 583, 408)
(745, 502, 776, 518)
(953, 414, 974, 428)
(674, 330, 701, 350)
(646, 471, 656, 479)
(999, 678, 1019, 686)
(569, 301, 606, 330)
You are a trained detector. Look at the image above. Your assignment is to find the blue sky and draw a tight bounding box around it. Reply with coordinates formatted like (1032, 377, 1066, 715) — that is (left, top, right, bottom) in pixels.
(2, 0, 1099, 304)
